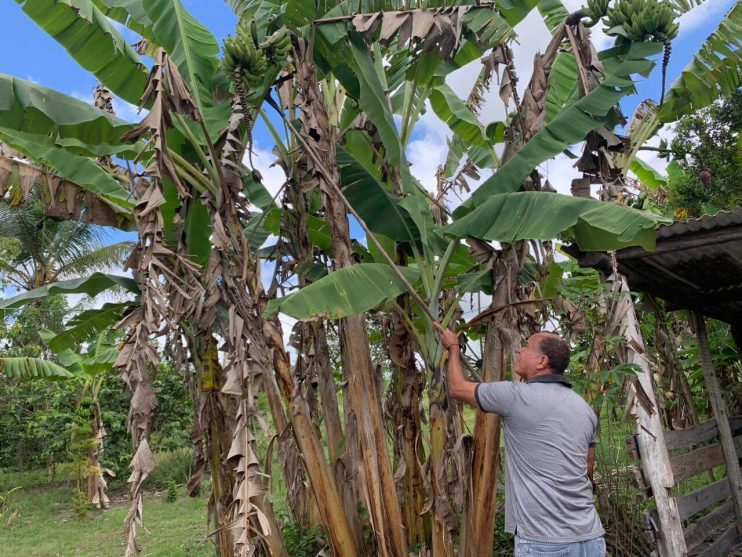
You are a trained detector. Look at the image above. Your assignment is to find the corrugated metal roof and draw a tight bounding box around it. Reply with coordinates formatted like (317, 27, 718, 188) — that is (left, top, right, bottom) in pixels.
(576, 207, 742, 323)
(657, 207, 742, 239)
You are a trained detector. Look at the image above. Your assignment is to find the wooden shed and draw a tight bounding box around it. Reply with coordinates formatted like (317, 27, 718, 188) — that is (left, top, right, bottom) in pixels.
(569, 208, 742, 557)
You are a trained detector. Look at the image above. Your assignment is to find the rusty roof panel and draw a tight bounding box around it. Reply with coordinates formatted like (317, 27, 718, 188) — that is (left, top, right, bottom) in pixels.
(656, 207, 742, 239)
(575, 207, 742, 324)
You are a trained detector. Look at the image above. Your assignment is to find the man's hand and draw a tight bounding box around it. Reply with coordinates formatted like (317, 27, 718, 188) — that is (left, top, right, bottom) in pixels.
(433, 321, 460, 350)
(434, 322, 478, 407)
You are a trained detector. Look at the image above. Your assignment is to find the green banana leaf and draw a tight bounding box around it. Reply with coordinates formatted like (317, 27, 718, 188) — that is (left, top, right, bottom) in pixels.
(496, 0, 541, 26)
(0, 357, 76, 379)
(630, 157, 667, 191)
(537, 0, 570, 34)
(142, 0, 220, 116)
(307, 215, 333, 252)
(92, 0, 154, 39)
(243, 171, 276, 212)
(429, 83, 490, 148)
(0, 128, 135, 212)
(46, 302, 132, 352)
(540, 260, 564, 298)
(0, 74, 136, 156)
(459, 41, 661, 213)
(40, 328, 117, 376)
(337, 145, 419, 242)
(659, 1, 742, 122)
(666, 160, 686, 182)
(265, 263, 420, 320)
(544, 52, 577, 124)
(17, 0, 148, 106)
(0, 273, 139, 317)
(346, 33, 437, 251)
(444, 191, 670, 251)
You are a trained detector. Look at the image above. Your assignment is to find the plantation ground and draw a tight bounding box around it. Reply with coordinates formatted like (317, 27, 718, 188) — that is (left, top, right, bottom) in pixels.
(0, 471, 211, 557)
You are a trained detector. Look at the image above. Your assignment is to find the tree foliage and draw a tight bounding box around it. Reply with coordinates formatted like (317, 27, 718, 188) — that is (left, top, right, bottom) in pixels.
(664, 90, 742, 217)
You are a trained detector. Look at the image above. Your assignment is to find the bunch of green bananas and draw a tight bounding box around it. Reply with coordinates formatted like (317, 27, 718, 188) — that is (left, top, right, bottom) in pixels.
(221, 19, 268, 83)
(258, 27, 292, 65)
(582, 0, 610, 27)
(603, 0, 679, 43)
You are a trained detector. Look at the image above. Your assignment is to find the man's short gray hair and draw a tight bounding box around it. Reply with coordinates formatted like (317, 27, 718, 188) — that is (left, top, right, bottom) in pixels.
(537, 334, 570, 374)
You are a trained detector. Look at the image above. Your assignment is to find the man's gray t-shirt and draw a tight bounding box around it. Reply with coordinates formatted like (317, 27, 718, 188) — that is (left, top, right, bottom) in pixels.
(475, 375, 604, 543)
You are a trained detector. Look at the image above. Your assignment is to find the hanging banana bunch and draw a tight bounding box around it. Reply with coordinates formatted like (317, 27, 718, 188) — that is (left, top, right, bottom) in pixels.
(581, 0, 610, 28)
(221, 19, 291, 87)
(603, 0, 679, 44)
(580, 0, 679, 104)
(603, 0, 679, 104)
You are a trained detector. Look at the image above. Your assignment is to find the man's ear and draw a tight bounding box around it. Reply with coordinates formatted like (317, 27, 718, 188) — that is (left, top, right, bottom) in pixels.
(539, 355, 550, 370)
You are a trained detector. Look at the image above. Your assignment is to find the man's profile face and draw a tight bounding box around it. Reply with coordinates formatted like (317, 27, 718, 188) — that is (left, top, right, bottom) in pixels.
(513, 334, 548, 379)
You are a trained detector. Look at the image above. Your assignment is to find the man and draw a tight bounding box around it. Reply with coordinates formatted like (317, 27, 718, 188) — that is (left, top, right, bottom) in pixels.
(434, 322, 605, 557)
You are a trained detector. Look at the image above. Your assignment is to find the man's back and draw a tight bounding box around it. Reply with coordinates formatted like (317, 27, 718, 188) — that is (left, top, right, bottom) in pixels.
(476, 378, 604, 542)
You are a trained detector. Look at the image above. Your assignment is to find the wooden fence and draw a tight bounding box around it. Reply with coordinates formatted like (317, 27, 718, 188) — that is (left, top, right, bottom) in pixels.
(628, 416, 742, 556)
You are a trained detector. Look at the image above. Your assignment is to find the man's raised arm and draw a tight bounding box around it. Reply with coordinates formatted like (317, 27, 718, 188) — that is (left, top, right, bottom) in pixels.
(433, 322, 478, 408)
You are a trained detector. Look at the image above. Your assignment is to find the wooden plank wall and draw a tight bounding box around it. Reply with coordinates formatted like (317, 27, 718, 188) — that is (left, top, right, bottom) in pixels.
(659, 416, 742, 554)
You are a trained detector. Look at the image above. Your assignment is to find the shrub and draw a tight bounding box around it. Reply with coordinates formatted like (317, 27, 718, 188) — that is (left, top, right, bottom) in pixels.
(166, 480, 178, 503)
(145, 447, 194, 491)
(280, 520, 326, 557)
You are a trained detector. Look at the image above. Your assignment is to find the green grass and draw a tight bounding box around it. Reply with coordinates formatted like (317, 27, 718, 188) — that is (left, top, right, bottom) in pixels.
(0, 471, 213, 557)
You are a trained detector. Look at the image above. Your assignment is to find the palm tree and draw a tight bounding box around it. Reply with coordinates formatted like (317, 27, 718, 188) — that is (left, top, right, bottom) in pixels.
(0, 185, 132, 292)
(0, 182, 131, 507)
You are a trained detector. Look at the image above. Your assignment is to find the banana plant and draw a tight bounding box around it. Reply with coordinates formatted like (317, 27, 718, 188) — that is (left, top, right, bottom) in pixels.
(3, 0, 738, 556)
(0, 329, 119, 509)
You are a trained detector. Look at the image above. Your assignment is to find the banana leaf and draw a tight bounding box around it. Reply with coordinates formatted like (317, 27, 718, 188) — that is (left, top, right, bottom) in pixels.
(429, 83, 490, 148)
(0, 74, 136, 156)
(496, 0, 541, 26)
(0, 273, 139, 317)
(0, 128, 135, 212)
(142, 0, 220, 116)
(659, 1, 742, 122)
(459, 40, 661, 213)
(92, 0, 154, 39)
(47, 302, 132, 352)
(17, 0, 148, 105)
(444, 191, 670, 251)
(265, 263, 420, 320)
(0, 357, 76, 379)
(630, 157, 666, 191)
(337, 145, 419, 242)
(537, 0, 569, 34)
(544, 52, 577, 124)
(346, 33, 437, 251)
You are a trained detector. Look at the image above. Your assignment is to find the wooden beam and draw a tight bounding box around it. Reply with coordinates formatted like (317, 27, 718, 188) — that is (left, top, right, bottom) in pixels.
(670, 436, 742, 483)
(684, 500, 735, 553)
(697, 521, 740, 557)
(665, 416, 742, 451)
(613, 274, 687, 557)
(690, 311, 742, 540)
(677, 477, 731, 521)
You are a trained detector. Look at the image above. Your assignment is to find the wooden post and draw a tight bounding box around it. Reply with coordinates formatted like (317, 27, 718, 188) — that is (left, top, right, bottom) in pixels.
(613, 275, 687, 556)
(689, 311, 742, 539)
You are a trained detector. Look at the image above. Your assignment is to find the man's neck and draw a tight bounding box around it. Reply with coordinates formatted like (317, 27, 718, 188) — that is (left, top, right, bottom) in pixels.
(528, 369, 556, 380)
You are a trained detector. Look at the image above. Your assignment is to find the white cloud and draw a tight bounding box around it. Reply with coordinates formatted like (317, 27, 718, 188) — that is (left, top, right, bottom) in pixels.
(244, 140, 286, 199)
(113, 95, 148, 122)
(407, 110, 450, 193)
(112, 96, 143, 123)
